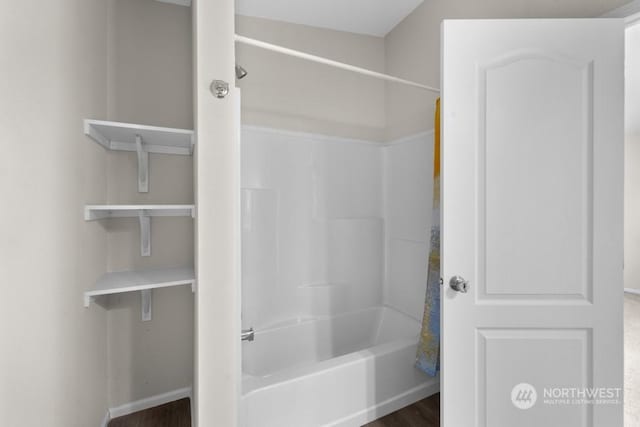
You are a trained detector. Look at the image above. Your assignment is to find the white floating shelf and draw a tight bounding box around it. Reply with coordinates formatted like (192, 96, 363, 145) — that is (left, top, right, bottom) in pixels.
(84, 204, 195, 220)
(84, 119, 195, 193)
(84, 267, 195, 307)
(84, 267, 196, 320)
(84, 119, 194, 155)
(85, 205, 195, 256)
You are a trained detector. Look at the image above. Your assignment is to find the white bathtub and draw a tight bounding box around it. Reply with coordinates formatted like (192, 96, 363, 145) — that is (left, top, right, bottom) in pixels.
(240, 306, 440, 427)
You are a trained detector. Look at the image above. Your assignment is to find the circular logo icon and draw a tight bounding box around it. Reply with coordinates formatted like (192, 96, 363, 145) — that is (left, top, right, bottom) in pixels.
(511, 383, 537, 410)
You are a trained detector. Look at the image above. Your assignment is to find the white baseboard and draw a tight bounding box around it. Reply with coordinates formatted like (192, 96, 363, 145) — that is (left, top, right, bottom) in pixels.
(107, 386, 193, 420)
(156, 0, 192, 7)
(100, 411, 110, 427)
(625, 288, 640, 296)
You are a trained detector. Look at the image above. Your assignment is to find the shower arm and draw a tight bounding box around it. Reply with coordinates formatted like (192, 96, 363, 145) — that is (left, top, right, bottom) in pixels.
(241, 328, 254, 342)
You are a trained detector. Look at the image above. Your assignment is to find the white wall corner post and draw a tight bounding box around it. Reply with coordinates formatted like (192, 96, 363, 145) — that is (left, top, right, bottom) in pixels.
(195, 0, 241, 424)
(136, 134, 149, 193)
(139, 211, 151, 256)
(141, 289, 152, 321)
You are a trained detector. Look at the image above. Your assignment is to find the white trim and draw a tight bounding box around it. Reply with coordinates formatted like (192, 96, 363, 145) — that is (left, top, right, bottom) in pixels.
(108, 386, 192, 420)
(602, 0, 640, 24)
(241, 125, 384, 147)
(100, 411, 110, 427)
(624, 287, 640, 296)
(242, 124, 435, 148)
(235, 35, 440, 93)
(382, 130, 434, 147)
(155, 0, 192, 6)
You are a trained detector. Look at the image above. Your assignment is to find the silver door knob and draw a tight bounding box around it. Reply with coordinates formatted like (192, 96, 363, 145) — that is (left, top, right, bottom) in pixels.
(449, 276, 468, 293)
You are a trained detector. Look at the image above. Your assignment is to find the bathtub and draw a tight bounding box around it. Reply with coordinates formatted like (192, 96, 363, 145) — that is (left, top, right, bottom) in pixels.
(240, 306, 440, 427)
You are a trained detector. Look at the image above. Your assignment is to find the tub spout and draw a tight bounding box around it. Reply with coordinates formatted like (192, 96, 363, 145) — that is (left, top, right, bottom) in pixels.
(241, 328, 254, 342)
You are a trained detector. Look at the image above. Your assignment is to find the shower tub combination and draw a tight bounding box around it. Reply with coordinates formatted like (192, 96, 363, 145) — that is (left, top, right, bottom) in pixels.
(241, 306, 440, 427)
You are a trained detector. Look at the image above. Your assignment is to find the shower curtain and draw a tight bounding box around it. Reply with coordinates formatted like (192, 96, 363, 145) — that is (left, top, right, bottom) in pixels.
(416, 98, 441, 377)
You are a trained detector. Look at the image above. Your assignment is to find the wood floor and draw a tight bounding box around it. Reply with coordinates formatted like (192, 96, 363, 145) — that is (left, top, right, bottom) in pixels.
(364, 393, 440, 427)
(107, 398, 191, 427)
(106, 394, 439, 427)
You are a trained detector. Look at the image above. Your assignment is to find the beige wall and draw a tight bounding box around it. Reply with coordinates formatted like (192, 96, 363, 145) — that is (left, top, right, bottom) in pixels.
(236, 16, 387, 141)
(384, 0, 629, 140)
(0, 0, 109, 426)
(108, 0, 192, 128)
(106, 0, 194, 407)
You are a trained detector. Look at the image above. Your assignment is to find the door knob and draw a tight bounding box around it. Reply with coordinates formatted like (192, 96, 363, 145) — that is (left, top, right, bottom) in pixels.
(449, 276, 468, 293)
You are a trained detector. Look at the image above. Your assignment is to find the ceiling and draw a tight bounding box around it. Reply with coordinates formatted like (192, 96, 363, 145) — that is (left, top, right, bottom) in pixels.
(235, 0, 425, 37)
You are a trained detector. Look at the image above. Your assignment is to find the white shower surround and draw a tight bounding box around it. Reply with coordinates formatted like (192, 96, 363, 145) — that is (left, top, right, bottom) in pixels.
(240, 126, 435, 425)
(241, 126, 386, 327)
(241, 306, 439, 426)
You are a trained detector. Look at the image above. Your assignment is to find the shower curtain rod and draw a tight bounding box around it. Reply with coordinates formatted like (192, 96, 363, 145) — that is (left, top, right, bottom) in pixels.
(234, 34, 441, 94)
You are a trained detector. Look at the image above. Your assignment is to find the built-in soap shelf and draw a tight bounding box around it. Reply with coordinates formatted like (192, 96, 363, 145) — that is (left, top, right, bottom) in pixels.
(84, 119, 195, 192)
(84, 267, 196, 321)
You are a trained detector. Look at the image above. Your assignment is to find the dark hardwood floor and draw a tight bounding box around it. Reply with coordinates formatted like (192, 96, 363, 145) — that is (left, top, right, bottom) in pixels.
(364, 393, 440, 427)
(108, 398, 191, 427)
(105, 393, 439, 427)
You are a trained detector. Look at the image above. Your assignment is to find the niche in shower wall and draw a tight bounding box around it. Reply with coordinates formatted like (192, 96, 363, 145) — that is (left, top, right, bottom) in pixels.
(241, 127, 384, 329)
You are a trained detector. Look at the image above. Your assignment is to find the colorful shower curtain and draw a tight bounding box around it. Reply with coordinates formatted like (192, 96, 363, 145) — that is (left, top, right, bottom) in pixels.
(416, 98, 441, 377)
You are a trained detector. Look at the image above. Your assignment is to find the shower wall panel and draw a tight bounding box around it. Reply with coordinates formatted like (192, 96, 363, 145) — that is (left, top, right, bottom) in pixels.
(383, 133, 433, 320)
(241, 127, 384, 329)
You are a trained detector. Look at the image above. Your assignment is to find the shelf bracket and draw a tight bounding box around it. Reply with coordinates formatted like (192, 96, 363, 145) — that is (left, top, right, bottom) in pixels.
(139, 211, 151, 257)
(136, 134, 149, 193)
(141, 289, 152, 321)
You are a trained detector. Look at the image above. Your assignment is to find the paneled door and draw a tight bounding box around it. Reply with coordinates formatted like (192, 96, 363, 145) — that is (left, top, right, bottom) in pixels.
(441, 19, 624, 427)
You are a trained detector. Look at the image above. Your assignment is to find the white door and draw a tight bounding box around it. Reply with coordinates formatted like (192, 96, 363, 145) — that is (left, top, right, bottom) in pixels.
(442, 19, 624, 427)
